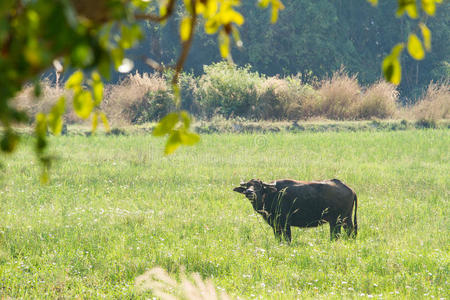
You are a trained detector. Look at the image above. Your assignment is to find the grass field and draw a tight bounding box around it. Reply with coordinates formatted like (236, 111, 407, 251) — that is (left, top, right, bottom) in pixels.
(0, 129, 449, 298)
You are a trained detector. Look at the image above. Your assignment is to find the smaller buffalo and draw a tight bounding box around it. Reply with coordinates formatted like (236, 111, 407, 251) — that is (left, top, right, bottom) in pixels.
(233, 179, 357, 241)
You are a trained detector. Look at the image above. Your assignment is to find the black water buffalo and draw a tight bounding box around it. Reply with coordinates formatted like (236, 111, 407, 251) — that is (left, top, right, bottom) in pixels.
(233, 179, 357, 241)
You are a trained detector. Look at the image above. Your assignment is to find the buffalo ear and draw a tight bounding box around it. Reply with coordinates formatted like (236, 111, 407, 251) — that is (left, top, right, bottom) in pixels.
(233, 186, 246, 193)
(263, 182, 277, 193)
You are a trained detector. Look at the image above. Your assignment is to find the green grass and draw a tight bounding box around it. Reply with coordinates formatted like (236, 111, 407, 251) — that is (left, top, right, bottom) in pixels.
(0, 130, 449, 298)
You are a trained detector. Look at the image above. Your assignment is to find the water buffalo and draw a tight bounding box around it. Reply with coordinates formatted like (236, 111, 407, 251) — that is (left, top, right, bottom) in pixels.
(233, 179, 357, 241)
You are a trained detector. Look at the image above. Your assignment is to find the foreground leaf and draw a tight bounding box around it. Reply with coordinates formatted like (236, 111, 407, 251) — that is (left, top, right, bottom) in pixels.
(382, 43, 404, 85)
(419, 23, 432, 51)
(153, 113, 179, 136)
(92, 112, 99, 133)
(92, 72, 104, 106)
(100, 112, 110, 132)
(180, 17, 191, 41)
(73, 91, 94, 119)
(1, 130, 19, 153)
(65, 71, 83, 90)
(179, 130, 200, 146)
(47, 96, 66, 135)
(421, 0, 436, 15)
(219, 30, 230, 58)
(165, 131, 182, 155)
(397, 0, 418, 18)
(407, 33, 425, 60)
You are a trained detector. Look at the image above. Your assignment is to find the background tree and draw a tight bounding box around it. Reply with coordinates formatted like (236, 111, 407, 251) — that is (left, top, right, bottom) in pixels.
(141, 0, 448, 100)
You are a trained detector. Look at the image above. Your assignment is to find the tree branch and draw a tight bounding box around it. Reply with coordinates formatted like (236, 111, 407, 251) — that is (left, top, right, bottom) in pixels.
(172, 2, 197, 86)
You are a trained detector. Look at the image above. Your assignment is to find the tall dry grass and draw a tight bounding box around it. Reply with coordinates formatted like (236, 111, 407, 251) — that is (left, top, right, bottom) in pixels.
(318, 70, 361, 120)
(256, 76, 321, 120)
(135, 267, 231, 300)
(256, 77, 297, 120)
(357, 81, 398, 119)
(13, 79, 82, 124)
(102, 72, 174, 124)
(11, 67, 450, 125)
(410, 81, 450, 121)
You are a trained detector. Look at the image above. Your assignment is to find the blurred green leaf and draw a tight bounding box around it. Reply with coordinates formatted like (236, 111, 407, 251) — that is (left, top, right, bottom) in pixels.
(180, 111, 191, 128)
(92, 112, 99, 133)
(397, 0, 418, 18)
(153, 113, 179, 136)
(382, 43, 404, 85)
(73, 91, 94, 119)
(205, 18, 220, 34)
(71, 44, 94, 67)
(120, 24, 143, 49)
(421, 0, 436, 15)
(35, 113, 48, 138)
(98, 54, 112, 80)
(407, 33, 425, 60)
(66, 71, 84, 90)
(231, 26, 242, 46)
(0, 0, 15, 15)
(165, 131, 182, 155)
(180, 17, 191, 41)
(172, 83, 181, 107)
(40, 170, 49, 184)
(111, 48, 125, 69)
(34, 80, 42, 97)
(219, 30, 230, 58)
(179, 130, 200, 146)
(24, 38, 44, 67)
(153, 111, 200, 155)
(1, 130, 19, 153)
(48, 96, 66, 135)
(419, 23, 432, 51)
(100, 112, 110, 132)
(92, 71, 103, 105)
(35, 113, 48, 155)
(270, 0, 284, 23)
(259, 0, 270, 8)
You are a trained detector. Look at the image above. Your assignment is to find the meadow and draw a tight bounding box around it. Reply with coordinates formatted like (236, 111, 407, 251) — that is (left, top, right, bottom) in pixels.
(0, 129, 448, 298)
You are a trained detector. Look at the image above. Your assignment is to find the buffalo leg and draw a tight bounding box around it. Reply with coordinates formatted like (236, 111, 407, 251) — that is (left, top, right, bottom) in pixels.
(329, 220, 341, 240)
(272, 226, 283, 241)
(283, 225, 292, 243)
(344, 217, 355, 238)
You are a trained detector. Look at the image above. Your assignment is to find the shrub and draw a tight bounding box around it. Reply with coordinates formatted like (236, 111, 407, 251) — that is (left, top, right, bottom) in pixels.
(256, 77, 294, 120)
(127, 89, 175, 124)
(411, 81, 450, 122)
(102, 72, 175, 124)
(14, 65, 448, 126)
(318, 69, 361, 120)
(256, 76, 321, 120)
(357, 81, 398, 119)
(295, 83, 322, 120)
(415, 118, 436, 129)
(13, 79, 80, 124)
(197, 62, 262, 118)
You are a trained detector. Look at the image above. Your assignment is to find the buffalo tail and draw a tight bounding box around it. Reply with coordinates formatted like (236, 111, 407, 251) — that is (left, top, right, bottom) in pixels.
(353, 194, 358, 237)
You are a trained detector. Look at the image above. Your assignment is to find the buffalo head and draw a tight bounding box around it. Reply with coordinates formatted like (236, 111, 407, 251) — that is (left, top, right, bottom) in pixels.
(233, 179, 277, 211)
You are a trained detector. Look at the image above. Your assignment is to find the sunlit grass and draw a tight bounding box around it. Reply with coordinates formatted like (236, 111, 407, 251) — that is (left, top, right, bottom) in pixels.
(0, 130, 448, 298)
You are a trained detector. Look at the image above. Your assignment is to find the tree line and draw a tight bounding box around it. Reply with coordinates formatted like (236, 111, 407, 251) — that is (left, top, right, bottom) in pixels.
(130, 0, 449, 101)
